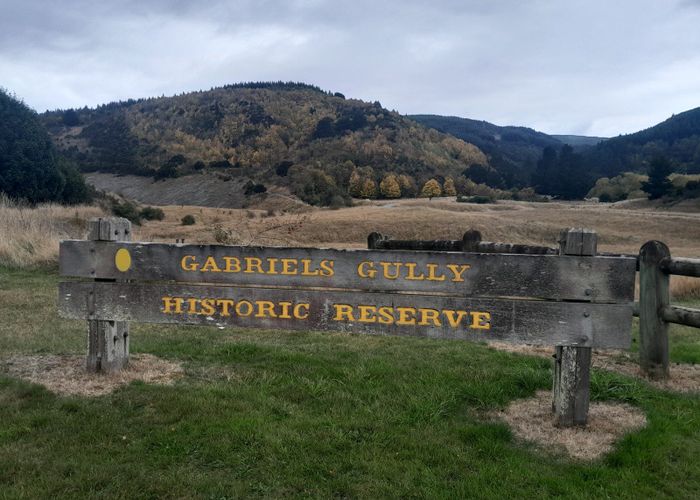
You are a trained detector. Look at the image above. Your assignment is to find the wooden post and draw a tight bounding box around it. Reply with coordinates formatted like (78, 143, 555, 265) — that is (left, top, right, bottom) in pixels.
(552, 228, 595, 426)
(639, 240, 670, 379)
(87, 217, 131, 373)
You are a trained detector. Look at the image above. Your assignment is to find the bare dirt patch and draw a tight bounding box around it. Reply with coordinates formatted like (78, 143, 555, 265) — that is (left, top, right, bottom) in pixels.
(494, 390, 647, 461)
(488, 342, 700, 393)
(1, 354, 184, 397)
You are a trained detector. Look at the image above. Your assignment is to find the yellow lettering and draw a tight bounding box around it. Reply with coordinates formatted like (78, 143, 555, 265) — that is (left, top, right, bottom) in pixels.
(300, 258, 320, 276)
(443, 310, 469, 328)
(200, 298, 216, 316)
(255, 301, 277, 318)
(425, 264, 446, 281)
(319, 259, 335, 277)
(470, 311, 491, 330)
(404, 263, 425, 281)
(333, 304, 355, 321)
(216, 299, 235, 316)
(396, 307, 417, 325)
(379, 262, 401, 280)
(377, 306, 395, 324)
(244, 257, 264, 274)
(162, 296, 183, 314)
(186, 298, 199, 314)
(446, 264, 471, 282)
(281, 258, 298, 275)
(357, 305, 377, 323)
(200, 256, 222, 273)
(267, 258, 279, 275)
(357, 261, 377, 279)
(181, 255, 197, 271)
(278, 301, 293, 319)
(223, 257, 241, 273)
(293, 303, 310, 319)
(235, 300, 253, 317)
(418, 308, 442, 326)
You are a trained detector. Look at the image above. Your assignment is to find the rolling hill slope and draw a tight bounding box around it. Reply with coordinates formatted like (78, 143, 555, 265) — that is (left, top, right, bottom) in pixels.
(41, 83, 488, 205)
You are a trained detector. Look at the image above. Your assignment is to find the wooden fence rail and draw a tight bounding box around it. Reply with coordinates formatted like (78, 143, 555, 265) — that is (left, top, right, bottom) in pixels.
(637, 241, 700, 379)
(59, 219, 639, 427)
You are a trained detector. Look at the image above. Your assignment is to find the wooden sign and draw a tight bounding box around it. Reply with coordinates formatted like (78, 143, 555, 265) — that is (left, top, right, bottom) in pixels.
(58, 235, 636, 348)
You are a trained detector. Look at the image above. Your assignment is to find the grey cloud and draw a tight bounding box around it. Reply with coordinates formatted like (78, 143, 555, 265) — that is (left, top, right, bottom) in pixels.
(1, 0, 699, 136)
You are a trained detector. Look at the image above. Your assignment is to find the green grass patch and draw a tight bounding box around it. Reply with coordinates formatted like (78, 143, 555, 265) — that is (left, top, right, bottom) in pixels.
(1, 267, 699, 498)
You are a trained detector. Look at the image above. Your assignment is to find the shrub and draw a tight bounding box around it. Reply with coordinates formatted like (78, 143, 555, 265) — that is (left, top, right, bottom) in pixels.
(457, 195, 494, 204)
(111, 200, 142, 224)
(181, 214, 195, 225)
(140, 206, 165, 221)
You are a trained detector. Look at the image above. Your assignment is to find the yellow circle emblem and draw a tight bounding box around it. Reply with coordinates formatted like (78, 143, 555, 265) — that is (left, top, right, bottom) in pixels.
(115, 248, 132, 272)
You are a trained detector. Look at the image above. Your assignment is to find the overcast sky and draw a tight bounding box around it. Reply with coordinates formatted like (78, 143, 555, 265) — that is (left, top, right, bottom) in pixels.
(2, 0, 700, 136)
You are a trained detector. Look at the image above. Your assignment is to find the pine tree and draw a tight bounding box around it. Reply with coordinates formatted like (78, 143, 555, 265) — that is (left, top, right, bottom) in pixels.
(642, 157, 673, 200)
(420, 179, 442, 199)
(380, 174, 401, 198)
(443, 177, 456, 196)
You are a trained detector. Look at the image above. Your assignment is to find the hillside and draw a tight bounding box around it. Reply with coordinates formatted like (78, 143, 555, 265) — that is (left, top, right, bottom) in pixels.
(583, 107, 700, 176)
(41, 83, 488, 206)
(551, 135, 606, 147)
(409, 114, 566, 187)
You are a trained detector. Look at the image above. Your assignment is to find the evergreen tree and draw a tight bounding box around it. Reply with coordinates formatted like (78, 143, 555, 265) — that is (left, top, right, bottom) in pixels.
(380, 174, 401, 198)
(420, 179, 442, 199)
(642, 157, 673, 199)
(0, 89, 89, 204)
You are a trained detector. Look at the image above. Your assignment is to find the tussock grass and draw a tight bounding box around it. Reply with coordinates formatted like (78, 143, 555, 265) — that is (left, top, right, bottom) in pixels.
(0, 194, 104, 269)
(671, 276, 700, 300)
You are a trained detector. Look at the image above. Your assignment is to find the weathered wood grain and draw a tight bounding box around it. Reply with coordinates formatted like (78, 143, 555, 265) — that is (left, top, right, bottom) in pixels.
(661, 305, 700, 329)
(639, 240, 670, 379)
(86, 217, 131, 374)
(58, 282, 633, 348)
(660, 257, 700, 278)
(553, 228, 596, 427)
(59, 241, 636, 303)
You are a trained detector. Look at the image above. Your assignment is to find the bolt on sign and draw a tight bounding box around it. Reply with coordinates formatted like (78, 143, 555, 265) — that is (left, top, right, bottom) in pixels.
(58, 228, 636, 348)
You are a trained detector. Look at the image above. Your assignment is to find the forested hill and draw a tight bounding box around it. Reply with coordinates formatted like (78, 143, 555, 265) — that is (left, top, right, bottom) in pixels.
(582, 107, 700, 176)
(41, 82, 488, 204)
(409, 114, 563, 187)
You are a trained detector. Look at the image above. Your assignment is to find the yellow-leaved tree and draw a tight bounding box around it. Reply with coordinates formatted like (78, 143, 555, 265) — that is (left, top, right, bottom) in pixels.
(380, 174, 401, 198)
(443, 177, 457, 197)
(361, 178, 378, 198)
(420, 179, 442, 200)
(348, 170, 364, 198)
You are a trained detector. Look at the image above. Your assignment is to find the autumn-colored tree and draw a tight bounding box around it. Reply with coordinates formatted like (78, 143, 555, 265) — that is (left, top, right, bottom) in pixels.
(361, 178, 378, 198)
(398, 174, 417, 197)
(380, 174, 401, 198)
(420, 179, 442, 199)
(443, 177, 456, 196)
(348, 170, 364, 197)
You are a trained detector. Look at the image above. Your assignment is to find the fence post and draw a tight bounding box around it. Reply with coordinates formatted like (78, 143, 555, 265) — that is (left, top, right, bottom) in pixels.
(86, 217, 131, 373)
(639, 240, 670, 379)
(552, 228, 595, 426)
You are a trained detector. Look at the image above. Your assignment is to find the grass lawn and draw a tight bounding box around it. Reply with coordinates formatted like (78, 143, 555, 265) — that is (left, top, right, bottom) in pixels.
(1, 267, 699, 498)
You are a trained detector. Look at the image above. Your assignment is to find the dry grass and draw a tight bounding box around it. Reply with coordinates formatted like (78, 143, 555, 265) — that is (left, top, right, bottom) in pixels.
(132, 198, 700, 257)
(0, 194, 105, 268)
(0, 353, 184, 396)
(671, 276, 700, 299)
(494, 390, 647, 461)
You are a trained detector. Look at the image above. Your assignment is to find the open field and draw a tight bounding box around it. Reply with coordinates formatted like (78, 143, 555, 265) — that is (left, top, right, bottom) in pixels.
(0, 267, 699, 497)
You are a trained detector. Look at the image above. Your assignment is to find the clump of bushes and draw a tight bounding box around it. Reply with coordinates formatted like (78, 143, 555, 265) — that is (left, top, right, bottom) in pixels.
(140, 206, 165, 221)
(111, 200, 142, 224)
(457, 195, 495, 204)
(181, 214, 196, 225)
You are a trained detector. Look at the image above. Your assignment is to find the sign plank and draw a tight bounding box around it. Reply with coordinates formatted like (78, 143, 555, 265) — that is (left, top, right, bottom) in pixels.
(59, 241, 636, 303)
(58, 282, 632, 348)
